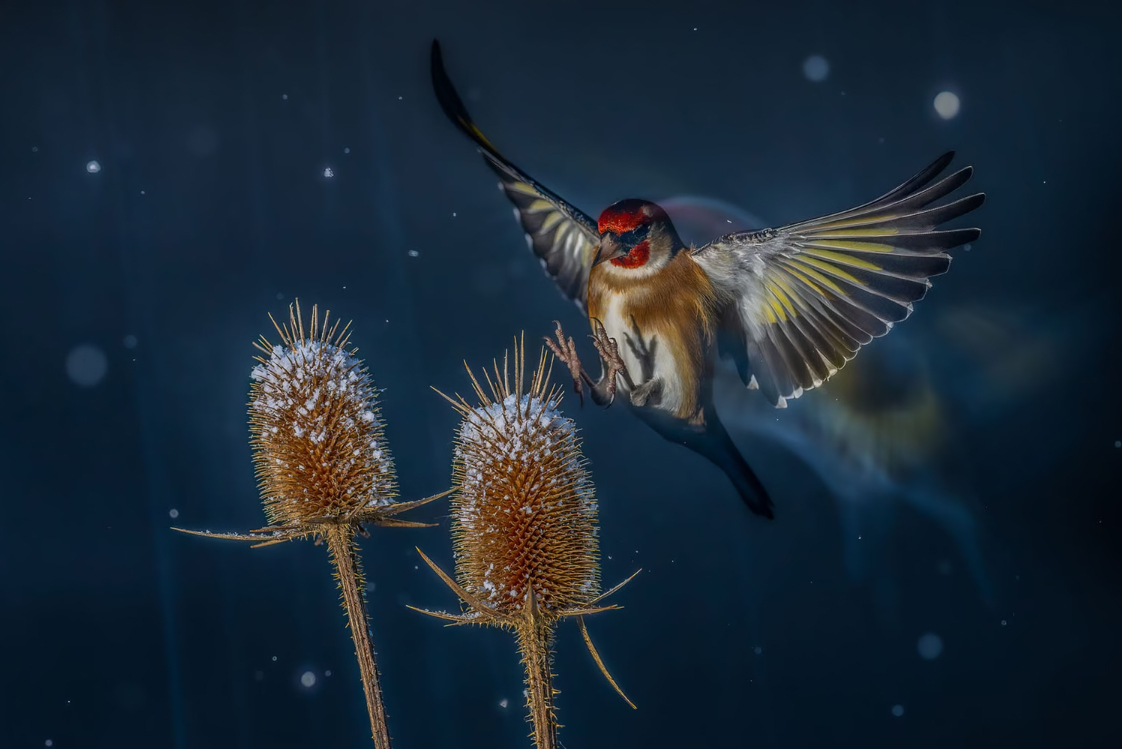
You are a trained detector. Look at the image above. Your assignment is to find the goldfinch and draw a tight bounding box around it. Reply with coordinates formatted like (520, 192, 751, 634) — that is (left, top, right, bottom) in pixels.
(431, 41, 984, 519)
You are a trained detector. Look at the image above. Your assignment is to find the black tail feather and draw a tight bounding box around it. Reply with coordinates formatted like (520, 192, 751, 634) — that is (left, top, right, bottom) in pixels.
(707, 423, 775, 519)
(682, 409, 775, 518)
(637, 406, 775, 519)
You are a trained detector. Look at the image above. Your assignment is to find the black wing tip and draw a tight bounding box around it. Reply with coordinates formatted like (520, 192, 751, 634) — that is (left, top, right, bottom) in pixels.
(949, 227, 982, 246)
(430, 39, 447, 91)
(925, 151, 961, 183)
(753, 492, 777, 519)
(429, 39, 476, 136)
(948, 191, 985, 240)
(958, 191, 986, 214)
(921, 151, 955, 178)
(753, 504, 776, 520)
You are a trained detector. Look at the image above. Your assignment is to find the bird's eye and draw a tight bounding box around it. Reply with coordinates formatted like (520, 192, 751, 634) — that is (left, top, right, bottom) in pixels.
(618, 224, 648, 245)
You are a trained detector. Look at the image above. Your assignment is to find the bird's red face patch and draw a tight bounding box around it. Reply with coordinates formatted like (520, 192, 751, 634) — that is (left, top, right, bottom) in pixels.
(598, 202, 650, 235)
(610, 239, 650, 268)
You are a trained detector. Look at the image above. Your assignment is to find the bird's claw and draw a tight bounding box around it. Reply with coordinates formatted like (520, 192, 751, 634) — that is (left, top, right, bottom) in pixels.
(590, 319, 627, 407)
(629, 378, 662, 408)
(544, 320, 585, 407)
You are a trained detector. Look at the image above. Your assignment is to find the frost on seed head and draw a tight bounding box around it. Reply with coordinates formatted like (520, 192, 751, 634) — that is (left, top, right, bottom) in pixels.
(444, 340, 600, 618)
(248, 302, 397, 526)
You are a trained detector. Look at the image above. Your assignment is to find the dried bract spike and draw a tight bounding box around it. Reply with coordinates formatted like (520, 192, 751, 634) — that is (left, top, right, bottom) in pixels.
(451, 385, 600, 618)
(249, 303, 397, 526)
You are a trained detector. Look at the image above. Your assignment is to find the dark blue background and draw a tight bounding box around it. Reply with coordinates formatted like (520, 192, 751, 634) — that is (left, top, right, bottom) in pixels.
(2, 0, 1120, 747)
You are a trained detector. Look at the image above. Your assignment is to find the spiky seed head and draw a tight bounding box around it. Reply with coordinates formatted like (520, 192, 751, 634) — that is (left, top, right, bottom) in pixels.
(248, 301, 396, 527)
(448, 340, 600, 618)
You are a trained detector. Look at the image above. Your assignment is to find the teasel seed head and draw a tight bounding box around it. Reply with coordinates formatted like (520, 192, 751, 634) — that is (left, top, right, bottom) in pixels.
(175, 299, 451, 749)
(411, 334, 639, 737)
(447, 345, 599, 619)
(248, 301, 397, 526)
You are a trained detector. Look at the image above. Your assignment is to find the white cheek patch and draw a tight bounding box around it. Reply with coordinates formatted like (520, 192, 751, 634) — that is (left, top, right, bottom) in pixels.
(597, 257, 665, 281)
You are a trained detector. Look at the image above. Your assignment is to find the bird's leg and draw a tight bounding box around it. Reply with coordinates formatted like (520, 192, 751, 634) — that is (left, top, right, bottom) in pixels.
(544, 320, 597, 406)
(588, 318, 631, 406)
(543, 320, 631, 408)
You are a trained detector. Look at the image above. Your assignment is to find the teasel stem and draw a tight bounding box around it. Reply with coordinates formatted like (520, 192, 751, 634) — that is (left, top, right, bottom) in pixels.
(325, 523, 391, 749)
(517, 590, 558, 749)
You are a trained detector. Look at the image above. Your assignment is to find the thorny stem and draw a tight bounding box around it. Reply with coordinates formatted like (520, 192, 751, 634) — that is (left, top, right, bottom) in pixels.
(516, 617, 558, 749)
(326, 524, 391, 749)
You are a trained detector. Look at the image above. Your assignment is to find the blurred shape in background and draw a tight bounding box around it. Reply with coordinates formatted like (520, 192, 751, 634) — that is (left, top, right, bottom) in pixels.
(661, 194, 1085, 617)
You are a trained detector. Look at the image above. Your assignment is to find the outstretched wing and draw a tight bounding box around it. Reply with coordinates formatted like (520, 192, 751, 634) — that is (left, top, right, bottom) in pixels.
(431, 41, 600, 313)
(693, 152, 984, 407)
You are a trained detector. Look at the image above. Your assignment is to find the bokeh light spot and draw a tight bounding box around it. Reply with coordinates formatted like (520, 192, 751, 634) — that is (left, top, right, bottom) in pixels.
(300, 671, 316, 688)
(86, 160, 101, 173)
(934, 91, 960, 119)
(917, 632, 944, 660)
(803, 55, 830, 82)
(66, 344, 108, 387)
(892, 704, 905, 717)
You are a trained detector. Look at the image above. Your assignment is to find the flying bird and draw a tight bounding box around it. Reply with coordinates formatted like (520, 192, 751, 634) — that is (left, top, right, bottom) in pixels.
(430, 40, 984, 520)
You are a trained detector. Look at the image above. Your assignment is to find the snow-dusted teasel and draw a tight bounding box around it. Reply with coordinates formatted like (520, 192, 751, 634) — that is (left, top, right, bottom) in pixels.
(412, 335, 639, 749)
(247, 302, 398, 524)
(175, 300, 450, 749)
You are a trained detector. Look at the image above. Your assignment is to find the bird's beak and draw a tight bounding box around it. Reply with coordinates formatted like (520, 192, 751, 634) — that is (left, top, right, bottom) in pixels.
(595, 234, 626, 265)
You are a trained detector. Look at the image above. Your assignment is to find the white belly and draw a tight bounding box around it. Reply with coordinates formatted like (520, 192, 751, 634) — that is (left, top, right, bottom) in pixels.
(598, 292, 687, 415)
